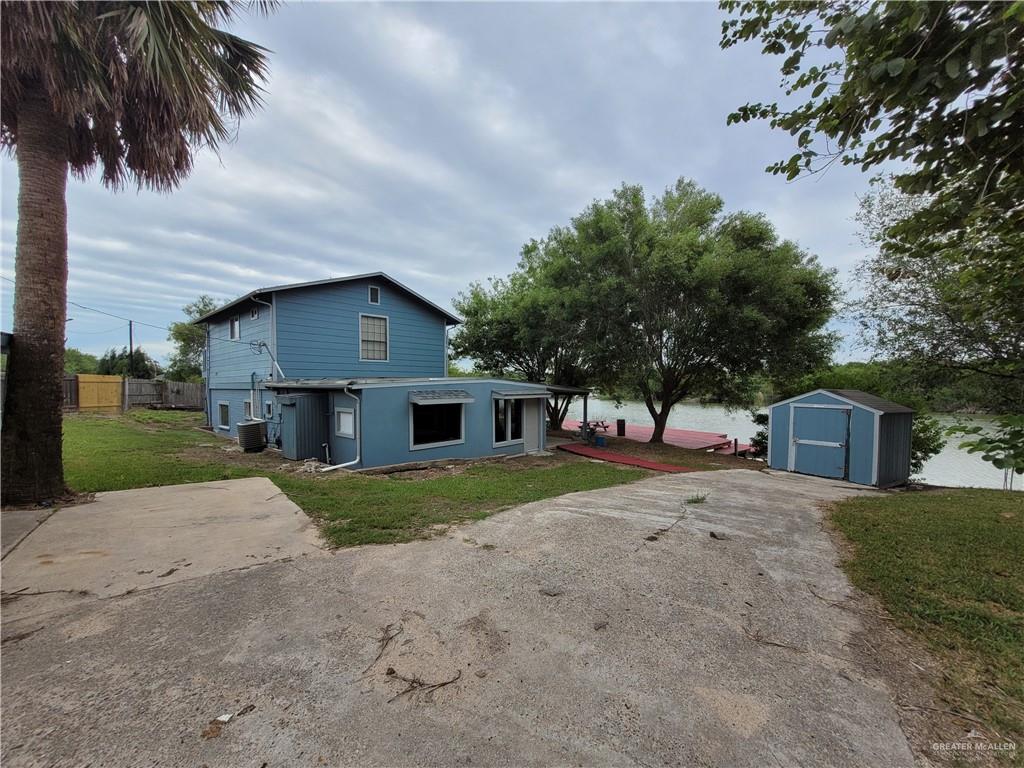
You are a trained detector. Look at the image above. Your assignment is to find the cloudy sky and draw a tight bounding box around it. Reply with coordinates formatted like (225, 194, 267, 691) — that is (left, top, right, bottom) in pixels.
(1, 2, 877, 364)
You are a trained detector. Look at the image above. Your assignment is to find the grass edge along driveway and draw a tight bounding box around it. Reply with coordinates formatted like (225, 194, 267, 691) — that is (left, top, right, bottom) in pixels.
(61, 411, 649, 547)
(831, 489, 1024, 757)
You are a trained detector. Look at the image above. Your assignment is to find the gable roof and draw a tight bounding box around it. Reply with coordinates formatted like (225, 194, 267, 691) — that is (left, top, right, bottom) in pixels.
(769, 387, 914, 415)
(192, 272, 461, 325)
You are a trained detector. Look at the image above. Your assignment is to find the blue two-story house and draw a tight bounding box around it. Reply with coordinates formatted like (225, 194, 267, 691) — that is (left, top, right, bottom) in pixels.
(195, 272, 549, 470)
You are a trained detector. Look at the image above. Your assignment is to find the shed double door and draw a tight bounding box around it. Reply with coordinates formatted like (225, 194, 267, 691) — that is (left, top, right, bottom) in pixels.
(789, 406, 850, 479)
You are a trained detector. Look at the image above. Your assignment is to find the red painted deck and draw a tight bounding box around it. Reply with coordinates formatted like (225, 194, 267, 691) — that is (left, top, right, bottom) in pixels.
(557, 443, 693, 473)
(563, 420, 733, 451)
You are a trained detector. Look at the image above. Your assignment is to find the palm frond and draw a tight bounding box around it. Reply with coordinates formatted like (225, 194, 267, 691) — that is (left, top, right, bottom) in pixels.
(1, 0, 273, 190)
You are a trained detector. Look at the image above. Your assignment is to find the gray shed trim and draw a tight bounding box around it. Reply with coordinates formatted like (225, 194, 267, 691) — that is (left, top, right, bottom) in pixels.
(769, 388, 888, 415)
(192, 272, 462, 326)
(408, 389, 475, 405)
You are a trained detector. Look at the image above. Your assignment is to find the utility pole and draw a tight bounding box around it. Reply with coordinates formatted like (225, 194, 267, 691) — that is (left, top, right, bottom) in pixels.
(128, 320, 134, 378)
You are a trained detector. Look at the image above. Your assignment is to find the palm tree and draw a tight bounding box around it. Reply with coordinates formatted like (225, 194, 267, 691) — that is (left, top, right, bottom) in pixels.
(1, 2, 272, 503)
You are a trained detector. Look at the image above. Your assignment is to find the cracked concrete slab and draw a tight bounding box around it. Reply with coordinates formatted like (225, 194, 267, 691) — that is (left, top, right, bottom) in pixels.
(1, 477, 324, 621)
(1, 470, 917, 767)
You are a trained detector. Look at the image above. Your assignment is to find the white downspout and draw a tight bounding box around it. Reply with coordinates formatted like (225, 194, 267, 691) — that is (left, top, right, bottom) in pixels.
(321, 385, 361, 472)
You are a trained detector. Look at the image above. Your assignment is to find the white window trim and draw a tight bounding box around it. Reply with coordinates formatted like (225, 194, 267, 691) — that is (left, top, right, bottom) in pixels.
(264, 400, 274, 418)
(217, 401, 230, 430)
(229, 315, 241, 340)
(358, 313, 390, 362)
(368, 284, 381, 305)
(243, 399, 252, 420)
(250, 306, 259, 320)
(409, 402, 465, 451)
(335, 407, 356, 438)
(492, 398, 525, 448)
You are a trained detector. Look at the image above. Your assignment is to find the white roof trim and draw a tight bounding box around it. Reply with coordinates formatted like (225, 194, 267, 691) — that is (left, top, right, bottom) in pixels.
(767, 388, 884, 415)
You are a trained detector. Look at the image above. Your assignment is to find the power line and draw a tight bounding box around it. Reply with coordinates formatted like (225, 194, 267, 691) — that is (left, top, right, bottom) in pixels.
(1, 273, 264, 348)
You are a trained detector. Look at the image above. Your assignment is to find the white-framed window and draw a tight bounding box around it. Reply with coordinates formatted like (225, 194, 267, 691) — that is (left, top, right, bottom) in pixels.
(229, 315, 241, 340)
(368, 285, 381, 305)
(493, 398, 524, 446)
(335, 407, 355, 438)
(250, 306, 259, 320)
(217, 401, 230, 429)
(264, 400, 274, 418)
(243, 400, 252, 420)
(410, 403, 464, 450)
(359, 314, 389, 361)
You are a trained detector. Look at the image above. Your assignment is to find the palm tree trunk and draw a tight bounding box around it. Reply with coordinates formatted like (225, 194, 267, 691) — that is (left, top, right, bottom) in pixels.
(1, 89, 69, 504)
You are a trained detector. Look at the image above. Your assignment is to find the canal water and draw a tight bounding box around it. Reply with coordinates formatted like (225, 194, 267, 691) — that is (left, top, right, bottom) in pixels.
(566, 397, 1012, 490)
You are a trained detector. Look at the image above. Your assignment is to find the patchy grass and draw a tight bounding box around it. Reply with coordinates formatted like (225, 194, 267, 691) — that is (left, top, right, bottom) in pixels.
(831, 489, 1024, 753)
(63, 412, 648, 547)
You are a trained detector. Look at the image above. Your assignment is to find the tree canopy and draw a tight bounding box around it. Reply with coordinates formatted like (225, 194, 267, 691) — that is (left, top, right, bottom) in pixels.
(63, 347, 98, 375)
(452, 233, 589, 428)
(166, 295, 218, 382)
(720, 1, 1023, 324)
(567, 179, 838, 441)
(849, 176, 1024, 408)
(97, 346, 161, 379)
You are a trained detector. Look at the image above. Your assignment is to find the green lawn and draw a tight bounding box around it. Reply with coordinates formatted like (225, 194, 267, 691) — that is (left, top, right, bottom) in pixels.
(63, 412, 648, 547)
(831, 489, 1024, 751)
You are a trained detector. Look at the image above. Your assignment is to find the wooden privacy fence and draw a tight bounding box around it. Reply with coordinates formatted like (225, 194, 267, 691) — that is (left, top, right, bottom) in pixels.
(61, 376, 205, 411)
(76, 374, 123, 412)
(124, 379, 205, 410)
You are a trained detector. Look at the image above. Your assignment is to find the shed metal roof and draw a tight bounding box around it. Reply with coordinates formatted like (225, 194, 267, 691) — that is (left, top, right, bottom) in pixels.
(192, 272, 461, 325)
(824, 389, 914, 414)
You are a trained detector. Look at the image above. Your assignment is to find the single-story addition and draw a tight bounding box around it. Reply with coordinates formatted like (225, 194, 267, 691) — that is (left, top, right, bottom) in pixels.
(266, 378, 548, 468)
(767, 388, 914, 487)
(194, 272, 553, 470)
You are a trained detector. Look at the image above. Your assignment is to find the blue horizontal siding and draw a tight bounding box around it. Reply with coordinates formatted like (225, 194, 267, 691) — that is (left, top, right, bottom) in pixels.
(275, 278, 446, 379)
(207, 300, 274, 387)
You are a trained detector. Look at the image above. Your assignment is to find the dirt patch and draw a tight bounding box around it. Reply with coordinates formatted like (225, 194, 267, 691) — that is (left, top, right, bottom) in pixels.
(821, 507, 1003, 767)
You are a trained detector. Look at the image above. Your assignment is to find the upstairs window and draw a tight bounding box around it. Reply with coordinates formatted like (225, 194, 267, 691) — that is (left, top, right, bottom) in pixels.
(229, 315, 241, 340)
(250, 306, 259, 320)
(359, 314, 388, 361)
(368, 285, 381, 305)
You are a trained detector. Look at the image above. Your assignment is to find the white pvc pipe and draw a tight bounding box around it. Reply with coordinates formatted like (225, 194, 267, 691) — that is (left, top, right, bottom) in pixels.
(321, 386, 361, 472)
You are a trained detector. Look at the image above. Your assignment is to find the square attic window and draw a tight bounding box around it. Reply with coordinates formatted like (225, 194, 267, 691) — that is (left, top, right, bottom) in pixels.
(368, 285, 381, 305)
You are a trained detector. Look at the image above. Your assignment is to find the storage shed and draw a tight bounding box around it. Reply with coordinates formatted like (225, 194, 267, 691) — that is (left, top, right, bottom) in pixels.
(767, 389, 914, 487)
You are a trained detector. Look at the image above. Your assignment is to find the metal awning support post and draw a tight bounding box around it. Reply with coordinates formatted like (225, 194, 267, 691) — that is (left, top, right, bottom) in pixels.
(582, 393, 589, 443)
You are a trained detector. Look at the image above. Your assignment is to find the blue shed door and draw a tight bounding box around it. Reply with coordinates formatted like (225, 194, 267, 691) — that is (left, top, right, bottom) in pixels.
(791, 407, 849, 479)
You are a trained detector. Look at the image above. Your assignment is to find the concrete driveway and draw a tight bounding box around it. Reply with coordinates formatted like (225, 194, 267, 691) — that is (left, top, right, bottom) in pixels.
(1, 470, 916, 767)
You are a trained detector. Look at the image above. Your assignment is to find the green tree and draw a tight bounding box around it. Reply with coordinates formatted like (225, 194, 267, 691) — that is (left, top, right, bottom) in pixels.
(63, 347, 98, 375)
(720, 1, 1024, 352)
(0, 3, 271, 503)
(97, 346, 161, 380)
(567, 178, 838, 442)
(166, 295, 218, 382)
(849, 176, 1024, 406)
(453, 233, 589, 429)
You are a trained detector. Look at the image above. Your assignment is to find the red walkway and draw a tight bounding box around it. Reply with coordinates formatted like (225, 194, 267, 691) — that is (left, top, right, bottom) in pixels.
(557, 443, 694, 473)
(563, 419, 733, 451)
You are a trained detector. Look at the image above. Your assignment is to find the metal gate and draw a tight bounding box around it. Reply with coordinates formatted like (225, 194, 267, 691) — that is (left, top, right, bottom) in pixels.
(788, 405, 850, 480)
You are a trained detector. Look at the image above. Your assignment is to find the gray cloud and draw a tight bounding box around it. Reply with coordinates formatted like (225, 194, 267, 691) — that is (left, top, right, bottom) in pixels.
(1, 2, 876, 362)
